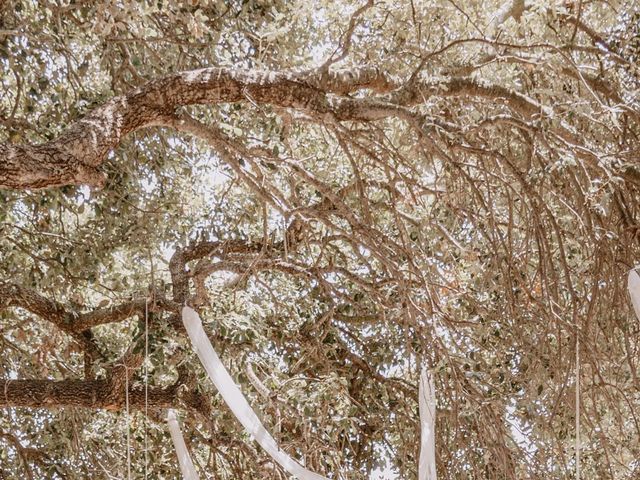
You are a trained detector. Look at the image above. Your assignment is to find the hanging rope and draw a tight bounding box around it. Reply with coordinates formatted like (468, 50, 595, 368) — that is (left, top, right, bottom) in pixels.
(144, 298, 149, 479)
(124, 364, 132, 480)
(575, 336, 580, 480)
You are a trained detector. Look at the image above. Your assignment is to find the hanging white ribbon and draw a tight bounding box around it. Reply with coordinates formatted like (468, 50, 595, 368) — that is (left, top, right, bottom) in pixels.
(166, 409, 200, 480)
(628, 268, 640, 322)
(182, 306, 328, 480)
(418, 366, 437, 480)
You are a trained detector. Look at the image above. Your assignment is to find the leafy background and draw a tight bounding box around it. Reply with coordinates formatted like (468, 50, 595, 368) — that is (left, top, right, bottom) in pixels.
(1, 0, 640, 478)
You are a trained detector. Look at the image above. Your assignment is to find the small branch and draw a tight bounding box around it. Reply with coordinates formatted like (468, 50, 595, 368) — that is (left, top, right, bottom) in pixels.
(321, 0, 374, 70)
(73, 297, 180, 331)
(0, 432, 39, 480)
(559, 13, 625, 62)
(488, 0, 526, 33)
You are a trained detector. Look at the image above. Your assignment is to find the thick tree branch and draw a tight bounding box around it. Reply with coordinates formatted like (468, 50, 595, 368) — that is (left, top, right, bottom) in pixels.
(0, 282, 66, 324)
(73, 297, 180, 331)
(1, 63, 564, 190)
(0, 282, 185, 369)
(1, 341, 208, 415)
(321, 0, 374, 69)
(389, 76, 543, 117)
(0, 281, 102, 358)
(0, 67, 395, 190)
(0, 378, 210, 417)
(0, 281, 179, 332)
(169, 238, 268, 305)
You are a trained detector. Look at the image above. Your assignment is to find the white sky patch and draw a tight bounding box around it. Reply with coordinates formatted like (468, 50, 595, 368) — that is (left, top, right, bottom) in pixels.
(79, 185, 91, 201)
(506, 400, 537, 456)
(370, 441, 400, 479)
(140, 171, 159, 194)
(370, 466, 399, 480)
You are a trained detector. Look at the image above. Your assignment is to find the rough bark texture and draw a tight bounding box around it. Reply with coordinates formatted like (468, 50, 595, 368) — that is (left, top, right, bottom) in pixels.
(0, 282, 179, 331)
(0, 67, 396, 189)
(0, 240, 236, 414)
(0, 379, 210, 416)
(0, 65, 556, 190)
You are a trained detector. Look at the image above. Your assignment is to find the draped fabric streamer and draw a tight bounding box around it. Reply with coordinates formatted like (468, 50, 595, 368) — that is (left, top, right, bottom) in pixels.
(182, 306, 328, 480)
(418, 367, 437, 480)
(166, 410, 200, 480)
(628, 269, 640, 322)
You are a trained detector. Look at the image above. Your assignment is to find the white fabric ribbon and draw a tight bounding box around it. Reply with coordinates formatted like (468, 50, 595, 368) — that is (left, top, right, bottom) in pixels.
(182, 306, 328, 480)
(418, 366, 437, 480)
(166, 409, 200, 480)
(628, 269, 640, 322)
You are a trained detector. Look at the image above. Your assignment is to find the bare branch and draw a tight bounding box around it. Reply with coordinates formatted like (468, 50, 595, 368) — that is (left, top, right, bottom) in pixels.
(321, 0, 374, 70)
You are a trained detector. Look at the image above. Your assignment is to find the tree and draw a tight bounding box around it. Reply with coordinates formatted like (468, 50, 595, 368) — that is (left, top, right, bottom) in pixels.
(1, 0, 639, 478)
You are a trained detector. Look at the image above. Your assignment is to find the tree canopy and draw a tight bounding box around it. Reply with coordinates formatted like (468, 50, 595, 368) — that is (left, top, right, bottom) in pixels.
(1, 0, 640, 478)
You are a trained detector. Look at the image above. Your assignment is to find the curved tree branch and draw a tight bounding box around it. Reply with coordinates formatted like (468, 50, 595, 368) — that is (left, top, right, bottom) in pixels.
(0, 63, 569, 190)
(0, 67, 396, 190)
(0, 281, 179, 332)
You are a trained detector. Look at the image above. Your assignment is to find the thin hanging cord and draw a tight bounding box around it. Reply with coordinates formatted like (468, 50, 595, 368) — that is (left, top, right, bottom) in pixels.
(146, 252, 155, 479)
(144, 298, 149, 479)
(576, 335, 580, 480)
(125, 364, 132, 480)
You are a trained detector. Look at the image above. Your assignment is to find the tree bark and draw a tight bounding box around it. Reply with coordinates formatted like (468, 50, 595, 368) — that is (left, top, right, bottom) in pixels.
(0, 379, 209, 415)
(0, 64, 562, 190)
(0, 67, 397, 189)
(0, 281, 180, 332)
